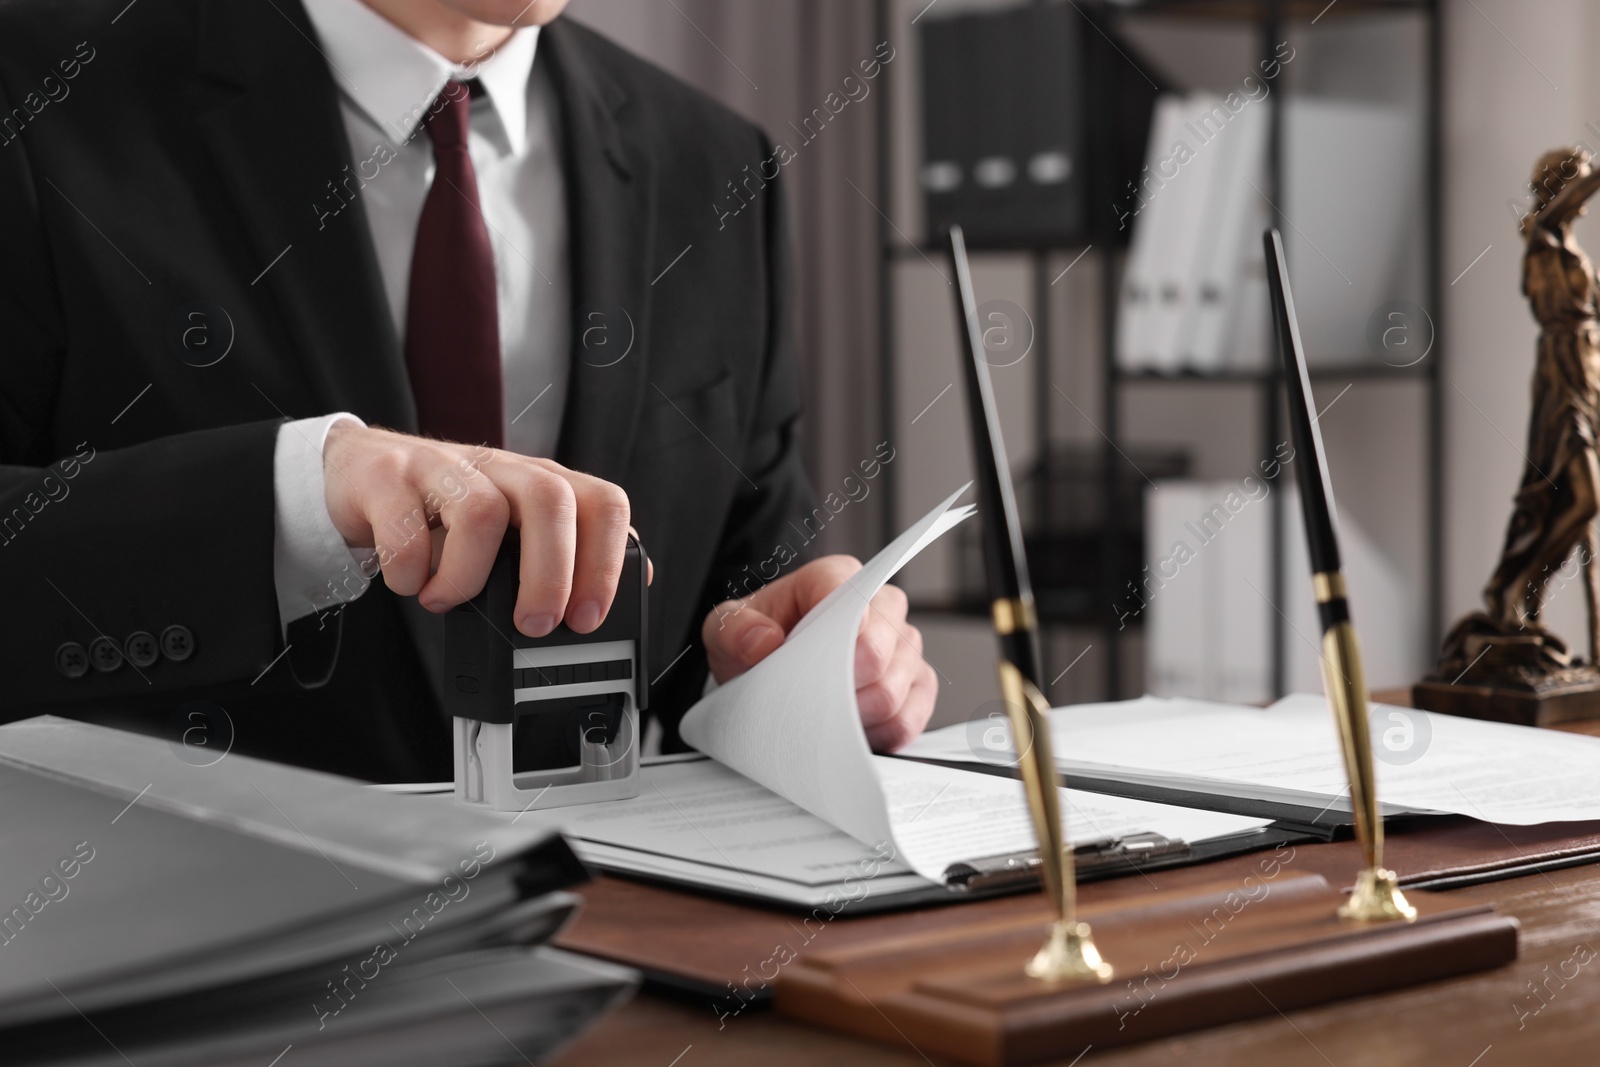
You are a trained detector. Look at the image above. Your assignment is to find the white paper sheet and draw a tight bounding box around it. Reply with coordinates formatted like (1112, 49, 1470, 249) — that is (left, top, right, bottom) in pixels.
(502, 756, 1268, 900)
(679, 487, 975, 879)
(677, 488, 1270, 881)
(901, 692, 1600, 827)
(875, 757, 1269, 878)
(1271, 694, 1600, 825)
(526, 758, 917, 884)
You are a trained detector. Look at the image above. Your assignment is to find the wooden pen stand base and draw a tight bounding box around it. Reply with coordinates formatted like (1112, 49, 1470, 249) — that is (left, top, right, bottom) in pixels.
(776, 873, 1518, 1067)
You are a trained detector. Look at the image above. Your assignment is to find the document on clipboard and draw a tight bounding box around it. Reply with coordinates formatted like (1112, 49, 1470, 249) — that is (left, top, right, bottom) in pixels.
(484, 489, 1282, 909)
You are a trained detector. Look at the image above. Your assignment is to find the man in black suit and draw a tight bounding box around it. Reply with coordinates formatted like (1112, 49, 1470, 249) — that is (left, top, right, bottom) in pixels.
(0, 0, 936, 780)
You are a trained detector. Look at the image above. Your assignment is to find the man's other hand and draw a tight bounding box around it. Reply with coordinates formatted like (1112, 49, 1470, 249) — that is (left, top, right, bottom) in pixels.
(702, 556, 937, 752)
(323, 423, 635, 636)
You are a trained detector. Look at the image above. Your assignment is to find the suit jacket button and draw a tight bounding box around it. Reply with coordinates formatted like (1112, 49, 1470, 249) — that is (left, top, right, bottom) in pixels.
(56, 642, 89, 679)
(161, 625, 195, 662)
(125, 631, 160, 668)
(88, 636, 124, 672)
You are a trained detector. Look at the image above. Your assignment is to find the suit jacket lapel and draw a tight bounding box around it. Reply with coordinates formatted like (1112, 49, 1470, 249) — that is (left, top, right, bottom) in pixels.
(191, 0, 411, 428)
(541, 21, 656, 482)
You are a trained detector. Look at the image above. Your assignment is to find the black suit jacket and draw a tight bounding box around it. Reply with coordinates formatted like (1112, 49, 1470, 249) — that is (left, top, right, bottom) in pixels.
(0, 0, 812, 780)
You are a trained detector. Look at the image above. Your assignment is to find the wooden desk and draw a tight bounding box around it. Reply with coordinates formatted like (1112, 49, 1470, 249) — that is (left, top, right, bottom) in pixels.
(554, 693, 1600, 1065)
(554, 861, 1600, 1066)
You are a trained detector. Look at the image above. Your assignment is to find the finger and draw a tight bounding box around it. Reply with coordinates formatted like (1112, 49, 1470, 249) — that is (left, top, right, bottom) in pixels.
(418, 478, 511, 612)
(855, 584, 911, 688)
(485, 459, 577, 636)
(742, 555, 863, 632)
(369, 488, 436, 598)
(856, 628, 923, 728)
(702, 601, 786, 684)
(563, 471, 631, 633)
(865, 660, 938, 753)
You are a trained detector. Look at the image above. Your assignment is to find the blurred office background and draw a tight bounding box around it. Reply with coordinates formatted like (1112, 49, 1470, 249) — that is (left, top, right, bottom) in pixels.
(569, 0, 1600, 728)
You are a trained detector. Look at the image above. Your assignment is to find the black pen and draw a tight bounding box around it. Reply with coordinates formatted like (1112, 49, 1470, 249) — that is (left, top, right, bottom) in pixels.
(945, 224, 1111, 981)
(944, 226, 1045, 689)
(1263, 227, 1415, 923)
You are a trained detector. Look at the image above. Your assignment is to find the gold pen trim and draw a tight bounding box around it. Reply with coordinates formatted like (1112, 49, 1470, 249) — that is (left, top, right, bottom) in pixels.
(995, 659, 1112, 983)
(1311, 571, 1347, 604)
(1318, 619, 1416, 923)
(992, 596, 1037, 635)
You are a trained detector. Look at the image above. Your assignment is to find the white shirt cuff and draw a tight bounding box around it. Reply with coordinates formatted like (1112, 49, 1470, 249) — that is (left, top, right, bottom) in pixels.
(273, 413, 380, 632)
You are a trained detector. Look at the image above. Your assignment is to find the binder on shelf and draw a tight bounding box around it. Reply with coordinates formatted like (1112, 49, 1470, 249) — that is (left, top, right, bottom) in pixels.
(1145, 94, 1225, 372)
(1182, 100, 1271, 371)
(919, 4, 1161, 248)
(1211, 473, 1273, 703)
(1119, 93, 1274, 374)
(1116, 93, 1190, 370)
(1118, 96, 1423, 374)
(920, 5, 1083, 246)
(1226, 264, 1274, 372)
(1143, 480, 1208, 696)
(918, 4, 973, 226)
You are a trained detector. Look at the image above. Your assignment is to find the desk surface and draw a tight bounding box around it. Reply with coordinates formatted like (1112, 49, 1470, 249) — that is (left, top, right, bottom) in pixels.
(554, 859, 1600, 1066)
(554, 697, 1600, 1066)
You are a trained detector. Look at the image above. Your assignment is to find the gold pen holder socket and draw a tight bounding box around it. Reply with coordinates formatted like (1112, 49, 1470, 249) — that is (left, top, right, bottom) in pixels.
(1339, 866, 1417, 923)
(1026, 919, 1114, 984)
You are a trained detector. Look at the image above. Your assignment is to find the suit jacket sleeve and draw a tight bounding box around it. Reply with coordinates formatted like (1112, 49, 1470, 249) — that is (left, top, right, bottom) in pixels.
(0, 82, 293, 708)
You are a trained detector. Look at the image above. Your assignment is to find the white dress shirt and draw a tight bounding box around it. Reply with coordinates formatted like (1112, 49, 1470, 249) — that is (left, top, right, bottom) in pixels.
(273, 0, 570, 628)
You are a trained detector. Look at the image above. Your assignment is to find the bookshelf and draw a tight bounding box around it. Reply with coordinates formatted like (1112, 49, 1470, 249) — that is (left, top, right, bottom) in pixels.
(874, 0, 1441, 702)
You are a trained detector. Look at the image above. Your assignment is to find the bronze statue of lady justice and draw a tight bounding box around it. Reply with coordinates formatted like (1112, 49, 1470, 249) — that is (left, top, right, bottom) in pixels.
(1418, 146, 1600, 723)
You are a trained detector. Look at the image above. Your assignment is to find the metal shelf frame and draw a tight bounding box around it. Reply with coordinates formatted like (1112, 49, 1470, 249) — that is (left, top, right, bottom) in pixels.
(874, 0, 1442, 701)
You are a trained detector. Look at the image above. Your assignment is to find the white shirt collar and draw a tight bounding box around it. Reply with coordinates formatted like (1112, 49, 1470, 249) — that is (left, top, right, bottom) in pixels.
(302, 0, 539, 154)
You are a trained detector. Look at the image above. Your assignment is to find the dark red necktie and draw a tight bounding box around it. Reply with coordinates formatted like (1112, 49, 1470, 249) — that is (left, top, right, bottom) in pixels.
(405, 79, 503, 448)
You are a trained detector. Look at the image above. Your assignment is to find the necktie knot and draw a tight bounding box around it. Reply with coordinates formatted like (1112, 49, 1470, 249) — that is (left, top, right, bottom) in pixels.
(422, 80, 474, 150)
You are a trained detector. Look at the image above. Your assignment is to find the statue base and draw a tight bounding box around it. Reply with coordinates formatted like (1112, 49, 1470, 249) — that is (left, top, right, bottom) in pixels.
(1416, 612, 1600, 724)
(1412, 668, 1600, 725)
